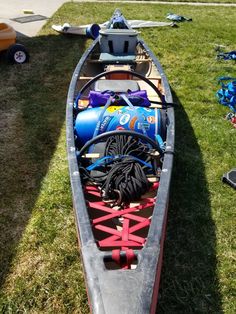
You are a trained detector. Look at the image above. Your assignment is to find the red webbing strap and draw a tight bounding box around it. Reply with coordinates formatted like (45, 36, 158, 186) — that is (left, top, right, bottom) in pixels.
(122, 218, 129, 242)
(85, 185, 157, 268)
(111, 249, 136, 269)
(95, 224, 145, 244)
(91, 199, 154, 225)
(112, 249, 121, 265)
(125, 249, 136, 269)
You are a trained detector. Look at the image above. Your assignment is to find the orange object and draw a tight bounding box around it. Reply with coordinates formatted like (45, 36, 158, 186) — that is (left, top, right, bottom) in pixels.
(0, 23, 29, 64)
(105, 64, 132, 80)
(0, 23, 16, 52)
(107, 72, 132, 80)
(78, 99, 89, 108)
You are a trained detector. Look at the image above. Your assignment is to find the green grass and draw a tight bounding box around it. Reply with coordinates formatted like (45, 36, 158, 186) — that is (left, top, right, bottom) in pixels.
(0, 2, 235, 313)
(112, 0, 236, 4)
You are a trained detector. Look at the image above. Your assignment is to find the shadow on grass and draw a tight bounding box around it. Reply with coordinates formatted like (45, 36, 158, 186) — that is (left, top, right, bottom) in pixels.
(157, 91, 223, 313)
(0, 33, 86, 288)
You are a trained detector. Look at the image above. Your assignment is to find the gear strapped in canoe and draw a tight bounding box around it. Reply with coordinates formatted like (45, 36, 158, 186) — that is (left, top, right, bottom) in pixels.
(76, 90, 165, 205)
(79, 133, 160, 205)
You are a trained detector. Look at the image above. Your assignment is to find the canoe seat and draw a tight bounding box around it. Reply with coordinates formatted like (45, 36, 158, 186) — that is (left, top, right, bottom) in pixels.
(94, 79, 140, 93)
(99, 29, 138, 63)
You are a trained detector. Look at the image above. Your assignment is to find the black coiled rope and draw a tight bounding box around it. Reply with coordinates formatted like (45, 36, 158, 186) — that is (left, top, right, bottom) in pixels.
(101, 156, 151, 204)
(80, 135, 158, 205)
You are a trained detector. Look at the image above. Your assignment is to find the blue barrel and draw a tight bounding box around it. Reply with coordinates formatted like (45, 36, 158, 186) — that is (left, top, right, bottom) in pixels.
(74, 106, 163, 145)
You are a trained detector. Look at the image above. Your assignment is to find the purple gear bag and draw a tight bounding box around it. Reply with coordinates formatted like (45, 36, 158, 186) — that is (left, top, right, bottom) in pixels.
(89, 90, 151, 107)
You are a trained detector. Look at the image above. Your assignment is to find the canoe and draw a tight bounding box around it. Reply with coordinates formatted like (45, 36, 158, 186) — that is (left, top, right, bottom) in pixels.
(66, 9, 175, 314)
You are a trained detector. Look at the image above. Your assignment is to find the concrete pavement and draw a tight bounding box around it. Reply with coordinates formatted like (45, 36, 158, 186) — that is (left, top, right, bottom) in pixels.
(0, 0, 66, 37)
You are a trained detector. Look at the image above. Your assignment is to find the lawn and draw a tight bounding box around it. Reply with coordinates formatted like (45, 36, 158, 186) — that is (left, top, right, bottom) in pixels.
(118, 0, 236, 3)
(0, 2, 235, 313)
